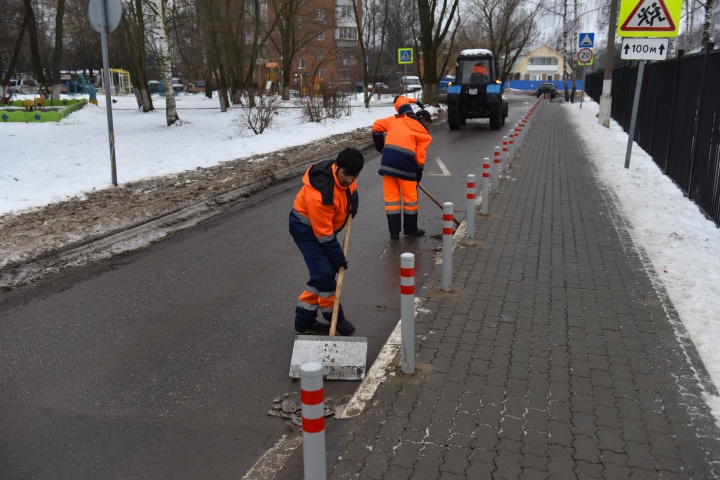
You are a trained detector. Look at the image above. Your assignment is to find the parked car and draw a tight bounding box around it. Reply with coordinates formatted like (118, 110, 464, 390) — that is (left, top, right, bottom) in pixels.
(438, 75, 455, 90)
(8, 78, 39, 95)
(536, 82, 558, 99)
(438, 86, 448, 104)
(187, 81, 207, 94)
(400, 75, 422, 92)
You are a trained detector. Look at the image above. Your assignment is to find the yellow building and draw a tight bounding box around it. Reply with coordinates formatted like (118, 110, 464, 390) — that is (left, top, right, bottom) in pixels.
(511, 44, 572, 81)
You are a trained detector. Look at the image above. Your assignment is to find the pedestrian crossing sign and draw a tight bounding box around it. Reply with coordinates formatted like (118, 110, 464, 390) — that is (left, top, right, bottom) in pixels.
(398, 48, 414, 65)
(618, 0, 681, 37)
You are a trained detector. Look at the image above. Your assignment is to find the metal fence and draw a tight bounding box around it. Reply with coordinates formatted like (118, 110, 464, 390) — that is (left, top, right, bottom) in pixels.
(586, 45, 720, 227)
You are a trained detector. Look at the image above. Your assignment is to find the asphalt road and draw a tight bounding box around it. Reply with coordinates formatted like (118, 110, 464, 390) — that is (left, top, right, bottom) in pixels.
(0, 94, 534, 479)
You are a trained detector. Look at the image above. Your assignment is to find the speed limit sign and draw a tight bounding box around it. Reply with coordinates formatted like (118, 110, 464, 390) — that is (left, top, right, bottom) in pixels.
(578, 48, 594, 66)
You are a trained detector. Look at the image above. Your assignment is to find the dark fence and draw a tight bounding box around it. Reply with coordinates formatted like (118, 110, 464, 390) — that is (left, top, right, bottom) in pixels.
(586, 45, 720, 227)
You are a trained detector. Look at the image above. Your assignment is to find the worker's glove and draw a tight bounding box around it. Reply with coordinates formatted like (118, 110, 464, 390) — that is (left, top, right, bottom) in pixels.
(333, 261, 348, 273)
(416, 169, 423, 184)
(372, 133, 385, 154)
(416, 101, 424, 109)
(349, 192, 359, 217)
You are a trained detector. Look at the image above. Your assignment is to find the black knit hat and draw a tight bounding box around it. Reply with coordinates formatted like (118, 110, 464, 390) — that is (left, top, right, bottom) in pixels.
(336, 148, 364, 176)
(416, 109, 432, 124)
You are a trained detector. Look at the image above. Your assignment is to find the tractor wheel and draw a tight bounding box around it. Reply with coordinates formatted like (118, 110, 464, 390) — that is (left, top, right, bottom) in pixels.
(489, 103, 502, 130)
(448, 102, 461, 130)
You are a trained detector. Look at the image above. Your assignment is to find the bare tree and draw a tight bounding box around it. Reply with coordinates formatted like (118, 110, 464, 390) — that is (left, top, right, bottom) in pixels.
(463, 0, 540, 84)
(598, 0, 619, 128)
(50, 0, 66, 100)
(415, 0, 461, 105)
(149, 0, 179, 125)
(270, 0, 328, 100)
(351, 0, 389, 107)
(1, 5, 28, 88)
(22, 0, 48, 94)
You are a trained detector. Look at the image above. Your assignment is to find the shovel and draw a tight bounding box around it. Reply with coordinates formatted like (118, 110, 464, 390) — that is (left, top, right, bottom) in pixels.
(289, 215, 367, 381)
(418, 184, 461, 226)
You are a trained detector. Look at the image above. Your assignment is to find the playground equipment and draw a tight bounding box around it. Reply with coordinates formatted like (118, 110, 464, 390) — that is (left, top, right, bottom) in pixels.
(108, 68, 132, 95)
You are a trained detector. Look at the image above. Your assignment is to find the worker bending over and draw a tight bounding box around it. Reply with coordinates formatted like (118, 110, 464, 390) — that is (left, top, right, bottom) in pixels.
(289, 148, 364, 335)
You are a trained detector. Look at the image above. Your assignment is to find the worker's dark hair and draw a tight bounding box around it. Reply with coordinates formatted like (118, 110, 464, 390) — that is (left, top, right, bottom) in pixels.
(335, 148, 364, 176)
(416, 109, 432, 124)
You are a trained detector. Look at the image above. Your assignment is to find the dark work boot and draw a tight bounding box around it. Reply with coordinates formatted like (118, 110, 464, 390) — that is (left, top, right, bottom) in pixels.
(387, 214, 401, 239)
(335, 319, 356, 336)
(403, 213, 425, 236)
(295, 322, 330, 335)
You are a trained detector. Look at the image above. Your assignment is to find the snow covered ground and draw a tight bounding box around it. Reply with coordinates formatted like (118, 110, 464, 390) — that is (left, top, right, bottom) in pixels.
(2, 90, 719, 422)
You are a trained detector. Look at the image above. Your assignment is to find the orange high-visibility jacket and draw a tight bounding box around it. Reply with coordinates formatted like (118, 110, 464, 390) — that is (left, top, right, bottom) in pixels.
(372, 113, 432, 181)
(393, 95, 420, 112)
(291, 160, 356, 265)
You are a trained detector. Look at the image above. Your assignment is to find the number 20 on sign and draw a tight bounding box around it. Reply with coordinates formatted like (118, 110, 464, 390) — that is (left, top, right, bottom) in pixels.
(577, 48, 593, 66)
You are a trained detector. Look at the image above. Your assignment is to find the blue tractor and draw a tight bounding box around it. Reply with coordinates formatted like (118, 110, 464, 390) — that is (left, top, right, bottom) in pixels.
(447, 49, 507, 130)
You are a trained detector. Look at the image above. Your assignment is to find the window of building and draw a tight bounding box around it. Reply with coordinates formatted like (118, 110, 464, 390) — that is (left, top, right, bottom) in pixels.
(316, 50, 324, 60)
(337, 27, 357, 40)
(337, 4, 354, 20)
(318, 69, 324, 79)
(339, 69, 349, 80)
(316, 9, 325, 20)
(317, 31, 325, 41)
(528, 57, 558, 66)
(298, 58, 306, 69)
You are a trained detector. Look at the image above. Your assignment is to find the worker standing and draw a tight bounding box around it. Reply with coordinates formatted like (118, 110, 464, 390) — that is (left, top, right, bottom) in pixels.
(289, 148, 364, 336)
(372, 103, 432, 239)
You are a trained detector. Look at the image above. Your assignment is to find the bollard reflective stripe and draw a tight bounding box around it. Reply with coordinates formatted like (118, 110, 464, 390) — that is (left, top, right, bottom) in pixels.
(400, 267, 414, 295)
(301, 388, 324, 406)
(302, 416, 324, 434)
(502, 136, 508, 153)
(467, 182, 475, 199)
(443, 215, 454, 235)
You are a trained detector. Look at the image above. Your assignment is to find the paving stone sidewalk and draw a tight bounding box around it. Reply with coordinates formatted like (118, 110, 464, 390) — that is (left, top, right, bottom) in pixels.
(329, 102, 720, 479)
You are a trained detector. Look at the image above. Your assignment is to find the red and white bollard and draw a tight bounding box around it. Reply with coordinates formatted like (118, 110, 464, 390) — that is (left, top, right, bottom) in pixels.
(507, 132, 515, 167)
(466, 174, 476, 245)
(482, 158, 490, 216)
(492, 146, 501, 191)
(300, 363, 326, 480)
(442, 202, 453, 292)
(400, 253, 415, 374)
(502, 136, 509, 176)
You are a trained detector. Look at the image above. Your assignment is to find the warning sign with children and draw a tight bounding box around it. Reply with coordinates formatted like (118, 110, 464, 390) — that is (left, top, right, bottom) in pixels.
(618, 0, 681, 37)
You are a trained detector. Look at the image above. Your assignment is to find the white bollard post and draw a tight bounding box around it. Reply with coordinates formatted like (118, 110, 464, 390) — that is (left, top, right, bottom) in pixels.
(508, 131, 515, 167)
(482, 158, 490, 216)
(442, 202, 453, 292)
(514, 124, 522, 147)
(300, 363, 326, 480)
(466, 174, 475, 245)
(501, 136, 509, 176)
(492, 146, 501, 189)
(400, 253, 415, 374)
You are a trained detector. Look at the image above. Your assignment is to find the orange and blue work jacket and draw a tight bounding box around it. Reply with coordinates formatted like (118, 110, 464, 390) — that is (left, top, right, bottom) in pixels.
(393, 96, 420, 112)
(372, 113, 432, 181)
(290, 160, 357, 266)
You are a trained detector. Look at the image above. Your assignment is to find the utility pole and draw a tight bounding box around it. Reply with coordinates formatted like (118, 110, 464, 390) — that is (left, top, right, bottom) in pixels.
(598, 0, 619, 128)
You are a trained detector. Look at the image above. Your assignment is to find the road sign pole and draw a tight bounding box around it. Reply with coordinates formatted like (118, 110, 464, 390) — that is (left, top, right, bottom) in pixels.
(580, 66, 586, 109)
(624, 60, 645, 169)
